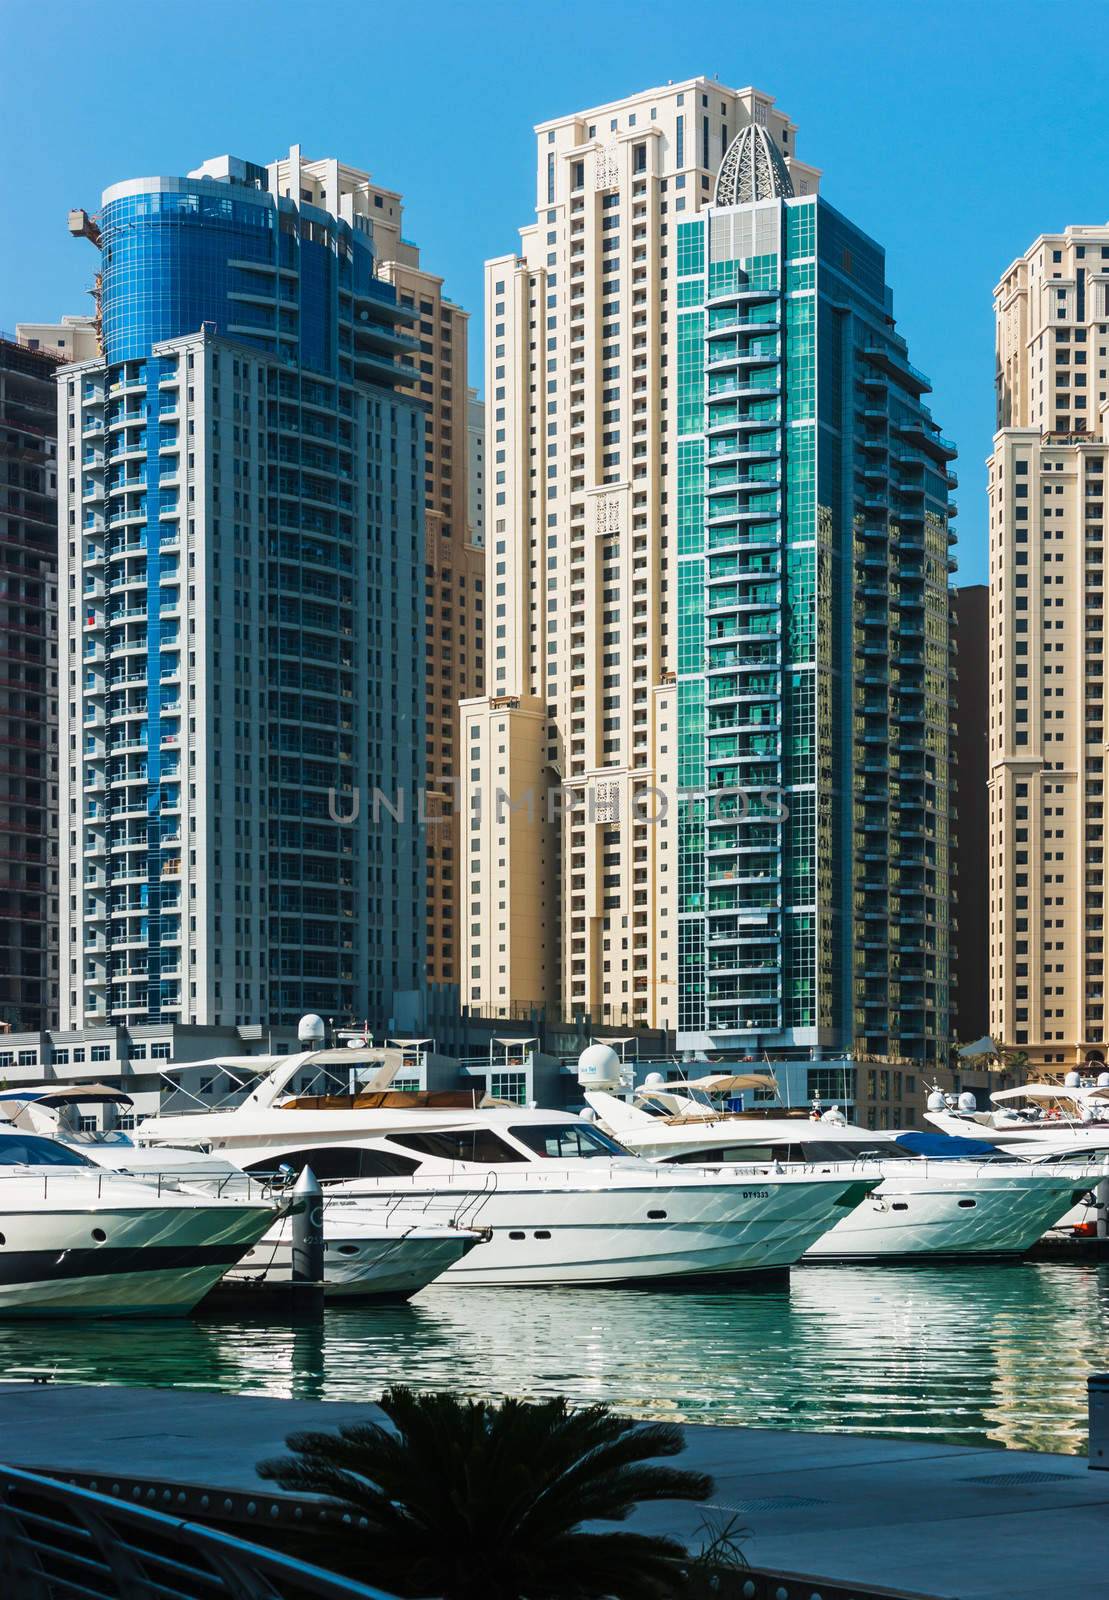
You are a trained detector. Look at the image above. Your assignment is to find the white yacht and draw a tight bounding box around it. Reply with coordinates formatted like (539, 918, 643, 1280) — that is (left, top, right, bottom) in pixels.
(0, 1125, 277, 1317)
(924, 1080, 1109, 1154)
(224, 1210, 480, 1301)
(133, 1050, 879, 1287)
(0, 1085, 477, 1303)
(585, 1082, 1091, 1260)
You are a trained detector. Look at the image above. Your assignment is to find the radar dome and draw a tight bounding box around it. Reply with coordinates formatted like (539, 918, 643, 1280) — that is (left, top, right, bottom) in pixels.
(644, 1071, 665, 1088)
(927, 1089, 946, 1112)
(577, 1043, 622, 1090)
(579, 1105, 597, 1123)
(958, 1091, 977, 1113)
(1065, 1070, 1082, 1088)
(1098, 1073, 1109, 1089)
(298, 1013, 326, 1045)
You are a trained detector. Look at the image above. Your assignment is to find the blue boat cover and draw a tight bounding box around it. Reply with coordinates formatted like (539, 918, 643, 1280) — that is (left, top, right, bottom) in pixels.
(894, 1132, 1002, 1158)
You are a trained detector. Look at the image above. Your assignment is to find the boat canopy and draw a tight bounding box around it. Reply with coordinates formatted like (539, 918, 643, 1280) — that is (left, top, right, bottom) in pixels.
(894, 1131, 1003, 1159)
(0, 1083, 133, 1106)
(640, 1073, 778, 1096)
(990, 1083, 1109, 1105)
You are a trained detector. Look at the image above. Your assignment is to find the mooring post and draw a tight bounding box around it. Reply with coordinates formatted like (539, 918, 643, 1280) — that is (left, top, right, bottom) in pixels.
(290, 1165, 324, 1286)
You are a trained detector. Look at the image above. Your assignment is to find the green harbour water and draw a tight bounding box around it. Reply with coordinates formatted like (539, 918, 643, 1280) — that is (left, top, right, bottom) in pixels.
(2, 1261, 1105, 1455)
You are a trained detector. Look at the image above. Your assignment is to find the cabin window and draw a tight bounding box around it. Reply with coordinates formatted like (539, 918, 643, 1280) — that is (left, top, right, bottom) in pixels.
(388, 1130, 528, 1165)
(0, 1136, 96, 1168)
(509, 1124, 628, 1160)
(663, 1144, 785, 1164)
(244, 1146, 420, 1181)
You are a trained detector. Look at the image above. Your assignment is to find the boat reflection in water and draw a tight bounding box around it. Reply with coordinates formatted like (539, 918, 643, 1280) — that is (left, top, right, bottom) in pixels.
(0, 1261, 1103, 1455)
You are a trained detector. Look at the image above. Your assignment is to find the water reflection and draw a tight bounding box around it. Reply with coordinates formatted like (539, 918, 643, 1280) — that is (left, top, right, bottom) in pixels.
(0, 1262, 1102, 1455)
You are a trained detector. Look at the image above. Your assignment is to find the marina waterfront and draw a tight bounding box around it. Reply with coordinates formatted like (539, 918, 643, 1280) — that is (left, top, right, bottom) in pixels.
(2, 1259, 1104, 1456)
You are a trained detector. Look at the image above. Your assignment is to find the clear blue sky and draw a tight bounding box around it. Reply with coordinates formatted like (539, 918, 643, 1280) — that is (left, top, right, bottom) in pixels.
(4, 0, 1109, 586)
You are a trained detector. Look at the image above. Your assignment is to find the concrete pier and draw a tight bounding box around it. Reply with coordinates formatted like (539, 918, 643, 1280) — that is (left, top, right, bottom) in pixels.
(1, 1383, 1107, 1599)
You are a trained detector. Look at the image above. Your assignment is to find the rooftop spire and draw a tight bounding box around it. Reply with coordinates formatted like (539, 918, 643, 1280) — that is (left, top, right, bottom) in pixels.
(715, 123, 794, 206)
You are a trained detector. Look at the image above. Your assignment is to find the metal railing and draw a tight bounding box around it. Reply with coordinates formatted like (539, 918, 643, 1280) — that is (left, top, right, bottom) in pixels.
(0, 1462, 403, 1599)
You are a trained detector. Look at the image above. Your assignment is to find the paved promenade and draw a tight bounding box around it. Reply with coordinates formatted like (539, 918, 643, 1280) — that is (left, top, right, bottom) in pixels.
(2, 1383, 1108, 1599)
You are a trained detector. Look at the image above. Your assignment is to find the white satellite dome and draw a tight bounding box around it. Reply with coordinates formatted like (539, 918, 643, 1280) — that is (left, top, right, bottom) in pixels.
(297, 1013, 326, 1045)
(643, 1071, 665, 1088)
(1098, 1072, 1109, 1089)
(576, 1043, 622, 1090)
(958, 1091, 977, 1113)
(1065, 1070, 1082, 1088)
(926, 1089, 946, 1112)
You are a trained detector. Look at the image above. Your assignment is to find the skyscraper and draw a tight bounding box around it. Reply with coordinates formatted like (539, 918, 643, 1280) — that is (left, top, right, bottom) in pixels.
(463, 80, 956, 1064)
(675, 124, 957, 1064)
(58, 153, 426, 1033)
(0, 335, 68, 1030)
(989, 225, 1109, 1073)
(262, 148, 485, 997)
(954, 583, 988, 1044)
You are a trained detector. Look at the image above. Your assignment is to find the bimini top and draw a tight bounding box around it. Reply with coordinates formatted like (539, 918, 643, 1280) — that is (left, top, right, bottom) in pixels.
(715, 124, 794, 206)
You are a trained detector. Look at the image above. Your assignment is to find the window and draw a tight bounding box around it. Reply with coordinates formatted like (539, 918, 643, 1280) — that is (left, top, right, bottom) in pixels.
(90, 1044, 110, 1063)
(0, 1137, 96, 1169)
(509, 1123, 628, 1159)
(151, 1042, 171, 1060)
(490, 1072, 527, 1104)
(388, 1130, 528, 1164)
(807, 1068, 857, 1102)
(244, 1146, 421, 1182)
(665, 1144, 782, 1165)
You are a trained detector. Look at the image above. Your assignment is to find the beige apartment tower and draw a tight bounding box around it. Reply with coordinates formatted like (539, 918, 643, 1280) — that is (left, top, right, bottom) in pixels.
(266, 149, 485, 993)
(461, 80, 817, 1027)
(990, 224, 1109, 1072)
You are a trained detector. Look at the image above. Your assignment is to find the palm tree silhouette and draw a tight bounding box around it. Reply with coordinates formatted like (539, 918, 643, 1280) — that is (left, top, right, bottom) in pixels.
(257, 1385, 714, 1599)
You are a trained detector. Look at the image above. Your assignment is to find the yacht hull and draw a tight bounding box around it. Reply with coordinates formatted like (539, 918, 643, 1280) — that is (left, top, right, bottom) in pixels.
(226, 1217, 475, 1300)
(0, 1197, 276, 1318)
(322, 1173, 873, 1287)
(803, 1169, 1085, 1259)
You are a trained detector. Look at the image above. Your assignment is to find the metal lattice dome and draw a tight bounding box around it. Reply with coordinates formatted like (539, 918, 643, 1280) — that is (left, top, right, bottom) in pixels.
(715, 124, 794, 206)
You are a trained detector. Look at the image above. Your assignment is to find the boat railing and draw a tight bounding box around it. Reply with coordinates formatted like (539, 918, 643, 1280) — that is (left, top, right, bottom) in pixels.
(0, 1169, 277, 1206)
(0, 1460, 403, 1600)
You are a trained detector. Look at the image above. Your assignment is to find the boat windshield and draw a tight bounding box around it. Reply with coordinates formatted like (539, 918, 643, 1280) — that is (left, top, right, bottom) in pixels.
(510, 1123, 630, 1159)
(637, 1087, 719, 1118)
(59, 1129, 135, 1148)
(0, 1134, 97, 1168)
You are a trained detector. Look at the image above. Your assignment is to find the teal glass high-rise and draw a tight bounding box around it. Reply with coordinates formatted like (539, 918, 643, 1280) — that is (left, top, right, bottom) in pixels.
(676, 126, 956, 1067)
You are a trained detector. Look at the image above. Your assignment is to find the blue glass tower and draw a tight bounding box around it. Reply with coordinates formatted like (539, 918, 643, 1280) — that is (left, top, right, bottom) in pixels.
(59, 157, 426, 1032)
(675, 127, 956, 1066)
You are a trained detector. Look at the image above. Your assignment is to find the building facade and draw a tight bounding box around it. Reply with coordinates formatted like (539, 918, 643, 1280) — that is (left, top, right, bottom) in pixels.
(463, 81, 956, 1064)
(16, 316, 99, 365)
(467, 386, 486, 547)
(954, 583, 988, 1043)
(0, 336, 65, 1030)
(989, 225, 1109, 1072)
(58, 152, 426, 1034)
(264, 149, 484, 994)
(673, 126, 956, 1063)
